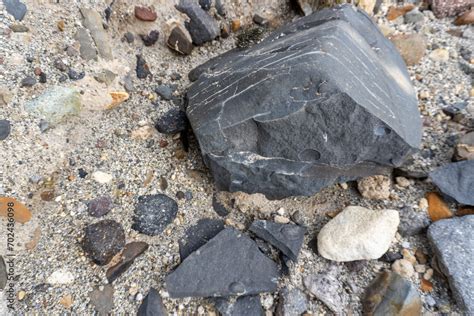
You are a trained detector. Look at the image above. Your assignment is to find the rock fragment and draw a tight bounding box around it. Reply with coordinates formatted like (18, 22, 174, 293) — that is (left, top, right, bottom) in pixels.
(317, 206, 399, 261)
(166, 228, 280, 298)
(82, 220, 125, 265)
(155, 85, 174, 100)
(4, 0, 27, 21)
(454, 131, 474, 161)
(167, 25, 194, 55)
(140, 30, 159, 46)
(0, 196, 32, 223)
(249, 220, 306, 261)
(455, 9, 474, 25)
(179, 218, 224, 260)
(21, 76, 36, 87)
(80, 7, 113, 60)
(134, 6, 157, 21)
(212, 193, 230, 217)
(426, 192, 453, 222)
(304, 267, 345, 314)
(390, 34, 426, 66)
(137, 288, 167, 316)
(430, 0, 472, 18)
(175, 0, 219, 45)
(429, 160, 474, 206)
(132, 194, 178, 236)
(106, 242, 149, 283)
(276, 287, 308, 316)
(25, 87, 81, 126)
(214, 295, 263, 316)
(87, 196, 114, 217)
(74, 28, 98, 61)
(357, 175, 391, 200)
(363, 270, 422, 315)
(186, 4, 421, 199)
(398, 206, 430, 236)
(0, 120, 11, 141)
(428, 216, 474, 313)
(155, 108, 188, 134)
(136, 54, 152, 79)
(89, 285, 114, 315)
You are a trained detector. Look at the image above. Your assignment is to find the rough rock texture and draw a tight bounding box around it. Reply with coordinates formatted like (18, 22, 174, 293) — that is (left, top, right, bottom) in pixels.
(249, 220, 306, 261)
(398, 206, 430, 236)
(106, 241, 149, 283)
(363, 270, 422, 315)
(186, 4, 421, 199)
(304, 266, 346, 314)
(357, 175, 391, 200)
(317, 206, 399, 261)
(175, 0, 219, 45)
(454, 131, 474, 161)
(3, 0, 27, 21)
(214, 295, 263, 316)
(166, 228, 280, 298)
(80, 7, 113, 60)
(390, 33, 426, 66)
(167, 25, 194, 55)
(276, 287, 308, 316)
(178, 218, 224, 260)
(137, 288, 167, 316)
(87, 196, 114, 217)
(429, 0, 472, 18)
(132, 194, 178, 236)
(82, 220, 125, 266)
(429, 160, 474, 206)
(428, 216, 474, 313)
(155, 108, 188, 134)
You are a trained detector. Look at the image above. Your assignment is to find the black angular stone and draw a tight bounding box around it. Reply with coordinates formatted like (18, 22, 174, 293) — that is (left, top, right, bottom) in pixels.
(21, 76, 36, 87)
(185, 4, 421, 199)
(137, 288, 167, 316)
(132, 194, 178, 236)
(82, 220, 125, 265)
(175, 0, 219, 45)
(249, 220, 306, 261)
(106, 241, 149, 283)
(214, 295, 264, 316)
(0, 119, 11, 141)
(198, 0, 211, 11)
(212, 193, 230, 217)
(179, 218, 224, 260)
(166, 228, 280, 298)
(276, 287, 308, 316)
(155, 108, 188, 134)
(68, 69, 85, 81)
(429, 160, 474, 206)
(140, 30, 159, 46)
(136, 54, 152, 79)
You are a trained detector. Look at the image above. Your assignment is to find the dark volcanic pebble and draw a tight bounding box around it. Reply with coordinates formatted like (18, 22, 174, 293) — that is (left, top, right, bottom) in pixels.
(212, 193, 230, 217)
(82, 220, 125, 265)
(106, 241, 149, 283)
(155, 84, 174, 100)
(21, 76, 36, 87)
(137, 288, 167, 316)
(430, 160, 474, 205)
(87, 196, 114, 217)
(132, 194, 178, 236)
(140, 30, 159, 46)
(214, 295, 263, 316)
(179, 218, 224, 260)
(39, 72, 47, 83)
(276, 287, 308, 316)
(167, 26, 194, 55)
(175, 0, 220, 45)
(68, 69, 85, 80)
(123, 32, 134, 43)
(136, 54, 152, 79)
(166, 227, 280, 298)
(0, 120, 11, 141)
(155, 108, 188, 134)
(199, 0, 211, 11)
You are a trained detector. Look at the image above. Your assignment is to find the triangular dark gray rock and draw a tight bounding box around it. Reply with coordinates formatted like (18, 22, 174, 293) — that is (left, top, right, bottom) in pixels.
(214, 295, 264, 316)
(166, 228, 280, 298)
(185, 4, 421, 199)
(429, 160, 474, 206)
(179, 218, 224, 260)
(250, 220, 306, 261)
(137, 288, 167, 316)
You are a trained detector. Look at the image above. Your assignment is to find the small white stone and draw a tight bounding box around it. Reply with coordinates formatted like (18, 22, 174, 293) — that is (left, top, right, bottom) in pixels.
(317, 206, 400, 261)
(424, 268, 434, 280)
(274, 215, 290, 224)
(92, 171, 113, 184)
(392, 259, 415, 278)
(47, 269, 75, 285)
(415, 264, 426, 273)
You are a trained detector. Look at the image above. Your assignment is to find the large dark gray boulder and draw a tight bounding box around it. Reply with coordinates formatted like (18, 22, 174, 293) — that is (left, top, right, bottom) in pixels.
(185, 4, 421, 199)
(428, 216, 474, 313)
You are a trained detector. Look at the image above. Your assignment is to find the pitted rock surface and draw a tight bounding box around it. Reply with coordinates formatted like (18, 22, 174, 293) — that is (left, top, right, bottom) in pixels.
(185, 4, 421, 199)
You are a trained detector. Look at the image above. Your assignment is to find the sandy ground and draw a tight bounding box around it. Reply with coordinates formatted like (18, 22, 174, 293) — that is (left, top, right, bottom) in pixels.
(0, 0, 473, 314)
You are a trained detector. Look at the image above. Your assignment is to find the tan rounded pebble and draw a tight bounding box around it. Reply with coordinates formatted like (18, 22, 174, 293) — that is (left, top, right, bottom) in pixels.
(415, 264, 426, 273)
(424, 268, 434, 280)
(402, 249, 417, 265)
(392, 259, 415, 278)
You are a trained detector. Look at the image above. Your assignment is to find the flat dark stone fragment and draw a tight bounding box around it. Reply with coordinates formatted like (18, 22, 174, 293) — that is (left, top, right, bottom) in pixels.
(178, 218, 224, 260)
(175, 0, 219, 45)
(214, 295, 264, 316)
(250, 220, 306, 261)
(132, 194, 178, 236)
(155, 108, 188, 134)
(166, 228, 280, 298)
(186, 4, 421, 199)
(106, 241, 149, 283)
(212, 193, 230, 217)
(87, 195, 114, 217)
(0, 119, 11, 141)
(137, 288, 167, 316)
(429, 160, 474, 206)
(428, 216, 474, 313)
(4, 0, 27, 21)
(82, 220, 125, 265)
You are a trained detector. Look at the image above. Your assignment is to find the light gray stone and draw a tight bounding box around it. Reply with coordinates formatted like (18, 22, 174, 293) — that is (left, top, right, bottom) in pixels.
(186, 4, 421, 199)
(80, 7, 113, 60)
(428, 216, 474, 313)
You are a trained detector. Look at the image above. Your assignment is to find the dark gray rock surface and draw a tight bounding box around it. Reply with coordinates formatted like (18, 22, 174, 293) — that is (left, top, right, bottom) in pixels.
(398, 206, 430, 236)
(428, 216, 474, 313)
(176, 0, 219, 45)
(179, 218, 224, 260)
(429, 160, 474, 206)
(186, 4, 421, 199)
(137, 288, 167, 316)
(0, 119, 11, 141)
(155, 108, 188, 134)
(132, 194, 178, 236)
(82, 220, 125, 265)
(166, 228, 280, 298)
(106, 241, 149, 283)
(3, 0, 27, 21)
(214, 295, 264, 316)
(276, 287, 308, 316)
(250, 220, 306, 261)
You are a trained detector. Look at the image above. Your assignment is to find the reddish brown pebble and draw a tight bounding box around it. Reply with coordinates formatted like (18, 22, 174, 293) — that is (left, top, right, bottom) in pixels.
(40, 190, 55, 201)
(426, 192, 453, 222)
(159, 139, 168, 148)
(387, 5, 415, 21)
(455, 9, 474, 25)
(34, 67, 42, 76)
(231, 19, 241, 32)
(134, 6, 157, 22)
(420, 279, 433, 292)
(457, 206, 474, 217)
